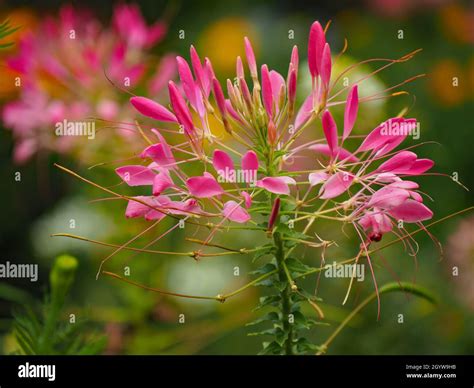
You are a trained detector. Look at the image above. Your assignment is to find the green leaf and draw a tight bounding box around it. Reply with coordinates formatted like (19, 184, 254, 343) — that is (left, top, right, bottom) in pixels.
(258, 341, 283, 355)
(293, 288, 323, 302)
(254, 278, 277, 288)
(285, 257, 315, 276)
(295, 337, 324, 354)
(248, 262, 276, 276)
(253, 295, 281, 311)
(252, 244, 274, 262)
(248, 327, 282, 337)
(291, 311, 311, 330)
(0, 283, 34, 304)
(246, 312, 280, 327)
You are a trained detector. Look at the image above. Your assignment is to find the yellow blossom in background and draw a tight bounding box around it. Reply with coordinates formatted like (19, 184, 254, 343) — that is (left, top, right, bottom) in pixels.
(439, 4, 474, 45)
(0, 8, 37, 96)
(198, 17, 259, 75)
(428, 59, 465, 106)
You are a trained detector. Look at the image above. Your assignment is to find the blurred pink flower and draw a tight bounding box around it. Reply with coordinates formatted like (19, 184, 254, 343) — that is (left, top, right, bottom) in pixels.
(2, 4, 176, 163)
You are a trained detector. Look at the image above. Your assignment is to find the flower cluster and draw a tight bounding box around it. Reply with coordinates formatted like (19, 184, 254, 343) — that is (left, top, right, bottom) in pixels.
(2, 4, 175, 163)
(118, 21, 434, 248)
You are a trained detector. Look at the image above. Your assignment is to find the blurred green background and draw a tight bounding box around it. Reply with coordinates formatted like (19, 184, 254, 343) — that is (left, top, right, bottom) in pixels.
(0, 0, 473, 355)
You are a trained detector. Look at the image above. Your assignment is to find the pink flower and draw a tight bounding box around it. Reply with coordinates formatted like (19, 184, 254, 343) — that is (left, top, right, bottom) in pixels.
(223, 201, 251, 223)
(2, 4, 175, 164)
(118, 20, 437, 259)
(113, 3, 167, 49)
(186, 173, 224, 198)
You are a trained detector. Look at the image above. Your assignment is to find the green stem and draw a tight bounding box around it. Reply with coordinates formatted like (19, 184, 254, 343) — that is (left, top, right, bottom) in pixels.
(273, 231, 294, 355)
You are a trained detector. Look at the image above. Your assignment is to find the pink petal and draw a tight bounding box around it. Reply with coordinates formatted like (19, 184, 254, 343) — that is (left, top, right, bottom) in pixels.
(308, 171, 329, 186)
(322, 110, 338, 157)
(309, 144, 359, 162)
(358, 213, 372, 230)
(244, 37, 257, 78)
(280, 176, 297, 184)
(373, 173, 402, 183)
(116, 165, 155, 186)
(295, 93, 314, 130)
(358, 118, 417, 156)
(186, 174, 224, 198)
(223, 201, 251, 223)
(190, 45, 206, 93)
(359, 211, 393, 234)
(168, 81, 194, 133)
(144, 208, 168, 221)
(410, 191, 423, 202)
(153, 172, 174, 195)
(387, 180, 419, 190)
(376, 151, 417, 173)
(193, 84, 206, 118)
(236, 56, 244, 79)
(203, 58, 214, 97)
(125, 196, 155, 219)
(256, 176, 295, 195)
(261, 64, 274, 118)
(130, 96, 177, 123)
(164, 198, 202, 216)
(239, 77, 252, 107)
(225, 99, 245, 124)
(401, 159, 434, 175)
(213, 149, 235, 174)
(176, 56, 197, 108)
(241, 191, 252, 208)
(142, 196, 174, 219)
(141, 143, 176, 168)
(343, 85, 358, 140)
(212, 78, 228, 121)
(149, 54, 177, 95)
(308, 21, 325, 78)
(373, 212, 393, 233)
(368, 187, 410, 209)
(320, 171, 354, 199)
(241, 150, 259, 176)
(290, 45, 299, 72)
(270, 70, 285, 110)
(287, 65, 297, 106)
(320, 43, 332, 88)
(389, 199, 433, 222)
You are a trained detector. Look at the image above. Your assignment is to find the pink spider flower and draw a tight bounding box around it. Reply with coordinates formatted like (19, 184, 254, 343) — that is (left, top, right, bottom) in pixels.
(123, 19, 433, 235)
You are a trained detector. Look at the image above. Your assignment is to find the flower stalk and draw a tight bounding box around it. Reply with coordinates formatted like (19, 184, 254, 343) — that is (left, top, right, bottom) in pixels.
(273, 230, 295, 355)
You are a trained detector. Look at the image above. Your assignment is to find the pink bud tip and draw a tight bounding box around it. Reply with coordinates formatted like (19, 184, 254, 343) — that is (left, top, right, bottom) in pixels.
(130, 96, 177, 123)
(236, 56, 244, 79)
(308, 21, 326, 78)
(343, 85, 359, 140)
(244, 37, 257, 79)
(287, 65, 297, 107)
(168, 81, 194, 133)
(291, 45, 299, 72)
(212, 77, 227, 119)
(261, 64, 274, 118)
(320, 43, 332, 89)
